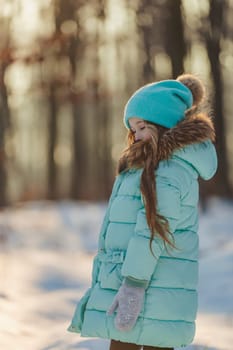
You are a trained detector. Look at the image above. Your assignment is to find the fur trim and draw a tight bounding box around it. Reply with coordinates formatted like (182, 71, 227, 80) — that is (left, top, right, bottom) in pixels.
(158, 113, 215, 160)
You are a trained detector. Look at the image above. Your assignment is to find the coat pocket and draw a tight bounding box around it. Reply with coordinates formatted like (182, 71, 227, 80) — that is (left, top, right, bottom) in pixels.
(99, 262, 123, 290)
(67, 288, 92, 333)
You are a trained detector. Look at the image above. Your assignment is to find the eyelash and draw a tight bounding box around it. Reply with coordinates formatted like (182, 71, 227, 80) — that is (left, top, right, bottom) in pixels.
(131, 126, 145, 133)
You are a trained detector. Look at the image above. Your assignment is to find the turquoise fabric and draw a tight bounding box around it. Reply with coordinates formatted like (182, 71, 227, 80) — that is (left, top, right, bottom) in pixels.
(68, 140, 217, 348)
(124, 80, 193, 129)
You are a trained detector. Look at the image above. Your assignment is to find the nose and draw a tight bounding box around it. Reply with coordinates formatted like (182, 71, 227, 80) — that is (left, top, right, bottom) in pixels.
(134, 132, 140, 142)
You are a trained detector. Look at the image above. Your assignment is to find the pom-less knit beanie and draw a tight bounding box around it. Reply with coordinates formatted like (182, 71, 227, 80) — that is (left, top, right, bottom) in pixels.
(123, 80, 193, 129)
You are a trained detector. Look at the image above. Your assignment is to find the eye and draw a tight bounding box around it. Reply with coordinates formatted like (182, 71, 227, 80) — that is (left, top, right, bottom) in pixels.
(131, 129, 136, 134)
(140, 126, 145, 130)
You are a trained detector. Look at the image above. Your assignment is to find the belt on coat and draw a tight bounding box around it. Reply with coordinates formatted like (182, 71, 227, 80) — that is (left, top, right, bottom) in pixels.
(98, 250, 125, 264)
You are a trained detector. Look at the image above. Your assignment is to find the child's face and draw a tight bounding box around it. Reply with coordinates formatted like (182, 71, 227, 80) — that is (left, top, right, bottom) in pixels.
(129, 117, 152, 142)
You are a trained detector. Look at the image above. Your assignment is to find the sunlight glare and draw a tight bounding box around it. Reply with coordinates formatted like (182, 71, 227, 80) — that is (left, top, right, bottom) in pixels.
(105, 0, 129, 36)
(54, 144, 72, 167)
(154, 53, 172, 78)
(61, 20, 77, 36)
(182, 0, 209, 17)
(11, 0, 53, 45)
(1, 2, 13, 17)
(186, 43, 210, 77)
(5, 62, 31, 93)
(220, 52, 233, 72)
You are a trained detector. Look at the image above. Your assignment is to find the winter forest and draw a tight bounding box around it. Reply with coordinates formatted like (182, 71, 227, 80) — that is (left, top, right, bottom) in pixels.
(0, 1, 233, 350)
(0, 0, 233, 203)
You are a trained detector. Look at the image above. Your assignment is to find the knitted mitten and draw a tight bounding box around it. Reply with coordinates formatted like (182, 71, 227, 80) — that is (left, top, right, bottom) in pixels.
(107, 278, 146, 331)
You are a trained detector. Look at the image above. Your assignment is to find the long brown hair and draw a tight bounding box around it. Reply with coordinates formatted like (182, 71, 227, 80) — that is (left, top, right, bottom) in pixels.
(117, 122, 174, 254)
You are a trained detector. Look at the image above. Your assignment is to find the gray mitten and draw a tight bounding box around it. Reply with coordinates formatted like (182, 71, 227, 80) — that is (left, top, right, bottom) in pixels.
(107, 279, 146, 331)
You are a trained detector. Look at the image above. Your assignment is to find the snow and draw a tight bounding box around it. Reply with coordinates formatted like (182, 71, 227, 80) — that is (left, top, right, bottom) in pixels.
(0, 198, 232, 350)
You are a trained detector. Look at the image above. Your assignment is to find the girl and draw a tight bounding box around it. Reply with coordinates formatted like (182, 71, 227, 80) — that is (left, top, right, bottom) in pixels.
(68, 74, 217, 349)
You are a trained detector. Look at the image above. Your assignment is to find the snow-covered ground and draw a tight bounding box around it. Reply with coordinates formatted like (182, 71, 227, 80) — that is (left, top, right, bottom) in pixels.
(0, 198, 232, 350)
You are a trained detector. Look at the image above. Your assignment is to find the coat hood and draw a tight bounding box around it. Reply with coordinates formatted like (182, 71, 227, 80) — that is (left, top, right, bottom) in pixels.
(172, 141, 217, 180)
(158, 112, 217, 180)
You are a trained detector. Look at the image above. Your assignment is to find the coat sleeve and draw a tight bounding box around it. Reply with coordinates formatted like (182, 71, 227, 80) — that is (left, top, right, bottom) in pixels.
(121, 175, 181, 282)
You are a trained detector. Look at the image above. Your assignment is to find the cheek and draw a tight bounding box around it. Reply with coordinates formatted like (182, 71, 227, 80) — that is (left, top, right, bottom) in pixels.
(143, 130, 152, 141)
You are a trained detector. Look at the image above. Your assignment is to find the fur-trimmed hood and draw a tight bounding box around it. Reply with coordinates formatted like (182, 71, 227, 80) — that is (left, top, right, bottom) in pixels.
(158, 113, 217, 180)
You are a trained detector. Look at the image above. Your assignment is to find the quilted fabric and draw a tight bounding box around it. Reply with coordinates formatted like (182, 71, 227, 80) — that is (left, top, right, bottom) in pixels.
(68, 140, 217, 348)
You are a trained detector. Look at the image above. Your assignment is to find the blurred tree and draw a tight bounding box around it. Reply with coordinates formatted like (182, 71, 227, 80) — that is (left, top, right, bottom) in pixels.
(133, 0, 186, 81)
(135, 0, 157, 83)
(53, 0, 113, 200)
(203, 0, 232, 196)
(163, 0, 186, 77)
(54, 0, 87, 199)
(0, 17, 12, 206)
(47, 80, 58, 199)
(0, 0, 232, 203)
(88, 0, 114, 199)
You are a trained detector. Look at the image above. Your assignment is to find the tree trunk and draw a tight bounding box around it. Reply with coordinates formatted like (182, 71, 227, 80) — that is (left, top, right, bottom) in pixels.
(135, 0, 157, 83)
(0, 62, 11, 207)
(89, 1, 113, 199)
(70, 86, 89, 199)
(68, 31, 89, 199)
(163, 0, 186, 77)
(47, 83, 58, 199)
(53, 0, 90, 199)
(204, 0, 232, 197)
(91, 79, 113, 199)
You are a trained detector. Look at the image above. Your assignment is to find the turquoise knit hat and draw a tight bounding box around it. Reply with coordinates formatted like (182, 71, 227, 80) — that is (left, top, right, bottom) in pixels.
(123, 80, 193, 129)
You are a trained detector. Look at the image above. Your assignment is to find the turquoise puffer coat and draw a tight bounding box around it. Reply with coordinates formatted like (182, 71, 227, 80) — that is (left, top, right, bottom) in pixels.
(68, 140, 217, 348)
